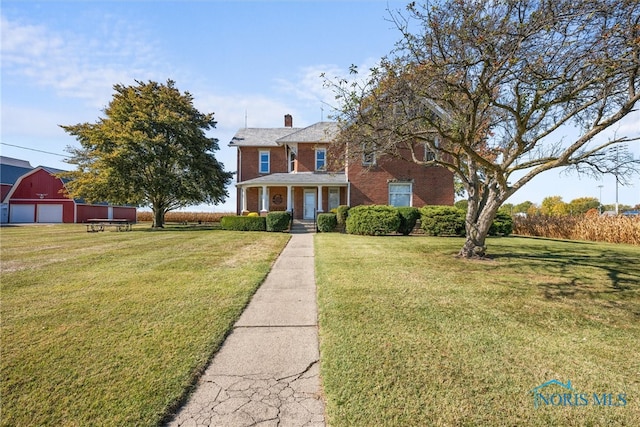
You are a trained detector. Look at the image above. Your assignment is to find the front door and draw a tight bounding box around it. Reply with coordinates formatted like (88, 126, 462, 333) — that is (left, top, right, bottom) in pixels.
(303, 190, 316, 220)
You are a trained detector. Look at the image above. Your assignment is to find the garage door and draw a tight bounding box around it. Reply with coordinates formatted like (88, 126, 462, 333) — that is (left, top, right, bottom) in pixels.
(10, 204, 35, 223)
(37, 204, 64, 223)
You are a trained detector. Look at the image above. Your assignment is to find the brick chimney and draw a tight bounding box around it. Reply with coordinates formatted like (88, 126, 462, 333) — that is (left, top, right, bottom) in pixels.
(284, 114, 293, 128)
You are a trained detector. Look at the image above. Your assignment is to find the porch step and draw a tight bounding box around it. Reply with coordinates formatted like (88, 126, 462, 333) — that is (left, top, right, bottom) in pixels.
(290, 219, 316, 234)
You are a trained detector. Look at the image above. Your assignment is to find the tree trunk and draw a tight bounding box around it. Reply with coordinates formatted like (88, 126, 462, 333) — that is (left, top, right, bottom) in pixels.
(458, 218, 492, 258)
(152, 208, 164, 228)
(458, 182, 503, 259)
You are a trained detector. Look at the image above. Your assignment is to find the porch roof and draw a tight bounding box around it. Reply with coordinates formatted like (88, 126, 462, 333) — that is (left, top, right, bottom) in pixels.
(237, 172, 347, 187)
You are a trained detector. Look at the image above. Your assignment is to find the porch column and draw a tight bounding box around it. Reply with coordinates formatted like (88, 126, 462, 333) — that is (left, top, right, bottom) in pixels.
(261, 185, 269, 213)
(286, 185, 293, 212)
(317, 185, 324, 213)
(241, 186, 248, 213)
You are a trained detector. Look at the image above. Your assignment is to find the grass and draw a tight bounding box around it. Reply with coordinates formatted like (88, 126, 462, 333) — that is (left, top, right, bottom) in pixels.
(315, 234, 640, 426)
(1, 224, 290, 426)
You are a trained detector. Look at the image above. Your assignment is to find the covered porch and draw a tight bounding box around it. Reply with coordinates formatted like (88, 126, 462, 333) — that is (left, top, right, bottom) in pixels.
(236, 173, 348, 220)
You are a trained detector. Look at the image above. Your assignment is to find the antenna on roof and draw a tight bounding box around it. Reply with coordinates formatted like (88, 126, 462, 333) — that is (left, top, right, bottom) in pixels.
(244, 110, 248, 129)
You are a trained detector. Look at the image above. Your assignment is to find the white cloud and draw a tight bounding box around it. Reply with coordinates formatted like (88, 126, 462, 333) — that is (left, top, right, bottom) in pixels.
(1, 105, 71, 138)
(1, 13, 166, 108)
(273, 58, 384, 120)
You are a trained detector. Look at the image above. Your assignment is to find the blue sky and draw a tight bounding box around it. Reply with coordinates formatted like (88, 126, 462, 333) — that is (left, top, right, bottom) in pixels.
(2, 0, 639, 212)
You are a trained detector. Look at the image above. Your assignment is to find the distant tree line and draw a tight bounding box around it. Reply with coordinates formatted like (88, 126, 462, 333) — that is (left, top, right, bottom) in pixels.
(455, 198, 639, 216)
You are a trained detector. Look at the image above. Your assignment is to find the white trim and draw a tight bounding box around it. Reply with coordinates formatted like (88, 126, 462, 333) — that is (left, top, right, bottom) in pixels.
(315, 147, 326, 171)
(317, 185, 324, 213)
(259, 150, 270, 174)
(389, 182, 413, 207)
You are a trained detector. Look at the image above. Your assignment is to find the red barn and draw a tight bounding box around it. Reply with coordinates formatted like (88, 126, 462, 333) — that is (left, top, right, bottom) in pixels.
(1, 159, 136, 224)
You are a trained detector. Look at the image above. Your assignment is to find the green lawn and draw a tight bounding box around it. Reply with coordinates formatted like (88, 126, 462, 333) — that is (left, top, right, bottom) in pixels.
(315, 234, 640, 426)
(1, 224, 289, 426)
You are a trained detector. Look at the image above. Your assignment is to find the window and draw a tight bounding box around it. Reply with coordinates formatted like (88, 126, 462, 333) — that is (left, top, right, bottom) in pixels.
(289, 151, 296, 172)
(328, 188, 340, 211)
(389, 182, 412, 207)
(362, 143, 376, 166)
(316, 148, 326, 171)
(424, 135, 439, 162)
(259, 150, 270, 174)
(424, 147, 436, 162)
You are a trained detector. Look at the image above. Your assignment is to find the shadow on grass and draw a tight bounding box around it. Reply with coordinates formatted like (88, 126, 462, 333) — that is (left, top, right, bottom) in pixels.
(492, 238, 640, 316)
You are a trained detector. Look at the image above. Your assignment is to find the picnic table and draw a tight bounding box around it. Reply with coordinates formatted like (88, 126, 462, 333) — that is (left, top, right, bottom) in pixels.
(86, 219, 133, 232)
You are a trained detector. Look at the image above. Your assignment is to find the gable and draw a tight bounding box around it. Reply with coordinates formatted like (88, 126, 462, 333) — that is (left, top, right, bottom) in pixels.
(5, 167, 68, 201)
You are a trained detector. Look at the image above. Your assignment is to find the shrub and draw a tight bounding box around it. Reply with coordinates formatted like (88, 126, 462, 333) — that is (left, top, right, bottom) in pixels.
(420, 206, 466, 236)
(396, 207, 421, 235)
(247, 212, 259, 217)
(220, 216, 266, 231)
(266, 211, 291, 232)
(336, 205, 350, 226)
(489, 211, 514, 236)
(335, 205, 350, 232)
(346, 205, 401, 236)
(317, 213, 338, 232)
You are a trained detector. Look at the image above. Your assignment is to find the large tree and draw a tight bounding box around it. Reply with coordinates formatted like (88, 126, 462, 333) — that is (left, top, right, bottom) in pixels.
(61, 79, 233, 228)
(327, 0, 640, 258)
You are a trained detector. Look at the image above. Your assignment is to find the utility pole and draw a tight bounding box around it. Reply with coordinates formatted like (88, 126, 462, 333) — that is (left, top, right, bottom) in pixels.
(598, 185, 604, 214)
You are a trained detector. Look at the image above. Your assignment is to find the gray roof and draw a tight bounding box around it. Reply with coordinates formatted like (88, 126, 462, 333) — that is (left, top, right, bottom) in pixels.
(1, 156, 33, 168)
(276, 122, 339, 144)
(237, 172, 347, 187)
(229, 122, 339, 147)
(229, 128, 301, 147)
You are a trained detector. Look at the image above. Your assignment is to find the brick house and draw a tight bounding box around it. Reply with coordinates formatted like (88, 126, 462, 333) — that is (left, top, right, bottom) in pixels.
(230, 115, 454, 219)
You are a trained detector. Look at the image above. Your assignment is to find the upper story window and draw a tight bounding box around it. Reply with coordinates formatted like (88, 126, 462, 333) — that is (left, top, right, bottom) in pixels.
(315, 148, 326, 171)
(389, 182, 412, 207)
(362, 143, 376, 166)
(289, 151, 296, 173)
(424, 135, 439, 162)
(259, 150, 270, 174)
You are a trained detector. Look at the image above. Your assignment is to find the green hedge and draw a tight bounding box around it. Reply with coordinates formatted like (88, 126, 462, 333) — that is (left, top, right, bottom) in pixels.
(346, 205, 401, 236)
(220, 215, 266, 231)
(266, 211, 291, 232)
(420, 206, 466, 236)
(397, 207, 421, 236)
(336, 205, 350, 227)
(317, 213, 338, 232)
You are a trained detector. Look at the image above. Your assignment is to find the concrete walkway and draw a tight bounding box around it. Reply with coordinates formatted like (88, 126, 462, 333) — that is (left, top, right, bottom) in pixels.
(167, 231, 325, 427)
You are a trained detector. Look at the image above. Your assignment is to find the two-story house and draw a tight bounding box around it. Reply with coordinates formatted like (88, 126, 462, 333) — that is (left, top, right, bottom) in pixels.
(230, 114, 454, 219)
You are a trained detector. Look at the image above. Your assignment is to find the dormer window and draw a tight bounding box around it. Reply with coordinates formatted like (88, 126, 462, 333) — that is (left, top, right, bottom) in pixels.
(315, 148, 326, 171)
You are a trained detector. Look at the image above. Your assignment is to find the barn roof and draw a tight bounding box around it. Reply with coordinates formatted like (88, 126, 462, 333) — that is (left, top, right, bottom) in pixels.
(0, 156, 34, 185)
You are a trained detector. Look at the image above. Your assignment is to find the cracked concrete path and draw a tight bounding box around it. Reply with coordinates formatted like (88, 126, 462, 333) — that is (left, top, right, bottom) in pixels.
(166, 232, 325, 427)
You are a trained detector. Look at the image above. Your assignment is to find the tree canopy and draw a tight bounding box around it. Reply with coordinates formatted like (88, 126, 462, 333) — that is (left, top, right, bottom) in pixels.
(327, 0, 640, 258)
(60, 79, 233, 227)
